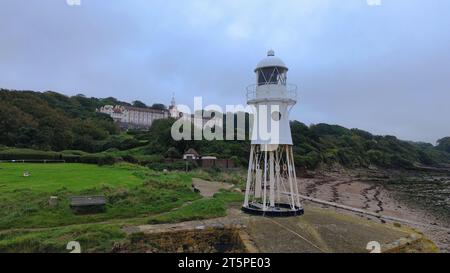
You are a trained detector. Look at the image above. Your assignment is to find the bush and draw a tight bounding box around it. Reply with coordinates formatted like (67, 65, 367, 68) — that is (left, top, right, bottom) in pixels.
(98, 155, 118, 166)
(61, 154, 81, 163)
(390, 155, 414, 169)
(118, 138, 142, 151)
(79, 154, 118, 165)
(437, 137, 450, 153)
(134, 154, 164, 166)
(294, 151, 321, 169)
(147, 161, 196, 171)
(79, 154, 102, 164)
(122, 155, 139, 164)
(0, 148, 59, 160)
(165, 147, 181, 159)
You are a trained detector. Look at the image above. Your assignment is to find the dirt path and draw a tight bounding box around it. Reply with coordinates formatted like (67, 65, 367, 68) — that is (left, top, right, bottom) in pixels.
(192, 178, 234, 198)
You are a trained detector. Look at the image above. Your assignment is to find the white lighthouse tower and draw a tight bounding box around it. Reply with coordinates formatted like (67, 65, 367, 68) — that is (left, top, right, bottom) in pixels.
(242, 50, 303, 216)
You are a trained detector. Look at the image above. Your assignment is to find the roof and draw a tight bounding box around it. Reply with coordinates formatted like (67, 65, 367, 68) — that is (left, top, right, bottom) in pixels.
(201, 156, 217, 160)
(184, 148, 200, 156)
(255, 50, 288, 72)
(99, 105, 169, 114)
(70, 196, 106, 207)
(123, 105, 168, 114)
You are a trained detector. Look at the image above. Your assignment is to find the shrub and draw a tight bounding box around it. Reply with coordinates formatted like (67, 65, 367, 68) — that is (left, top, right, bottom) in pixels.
(0, 148, 59, 160)
(61, 154, 81, 163)
(390, 155, 414, 169)
(98, 155, 118, 166)
(118, 138, 142, 151)
(122, 155, 139, 164)
(79, 154, 118, 165)
(147, 161, 196, 171)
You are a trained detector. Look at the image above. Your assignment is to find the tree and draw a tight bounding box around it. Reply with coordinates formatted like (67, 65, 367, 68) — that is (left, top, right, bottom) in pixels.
(1, 88, 449, 169)
(0, 101, 37, 146)
(165, 147, 181, 159)
(151, 103, 167, 110)
(0, 89, 119, 152)
(101, 97, 121, 106)
(437, 137, 450, 153)
(132, 100, 147, 108)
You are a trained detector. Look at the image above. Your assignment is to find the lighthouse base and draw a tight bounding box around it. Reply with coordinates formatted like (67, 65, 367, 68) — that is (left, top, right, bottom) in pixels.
(242, 203, 304, 217)
(242, 144, 303, 217)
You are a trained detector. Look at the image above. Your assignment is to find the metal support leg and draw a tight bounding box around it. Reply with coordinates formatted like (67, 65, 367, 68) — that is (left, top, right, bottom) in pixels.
(269, 151, 275, 207)
(262, 146, 268, 211)
(244, 145, 255, 207)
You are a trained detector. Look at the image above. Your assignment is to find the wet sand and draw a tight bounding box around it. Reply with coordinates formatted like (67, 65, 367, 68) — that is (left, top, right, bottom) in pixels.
(297, 168, 450, 252)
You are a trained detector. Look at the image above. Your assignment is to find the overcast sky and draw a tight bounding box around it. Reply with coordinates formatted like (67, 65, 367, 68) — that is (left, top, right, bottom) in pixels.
(0, 0, 449, 144)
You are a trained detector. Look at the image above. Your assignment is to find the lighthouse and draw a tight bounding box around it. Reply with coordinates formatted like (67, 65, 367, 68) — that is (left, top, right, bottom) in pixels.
(242, 50, 303, 216)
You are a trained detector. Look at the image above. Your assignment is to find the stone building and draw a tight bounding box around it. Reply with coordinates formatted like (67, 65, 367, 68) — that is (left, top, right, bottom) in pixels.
(97, 95, 214, 130)
(97, 105, 169, 129)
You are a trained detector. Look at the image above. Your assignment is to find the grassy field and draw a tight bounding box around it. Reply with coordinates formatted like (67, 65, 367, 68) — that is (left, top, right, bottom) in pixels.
(0, 162, 201, 229)
(0, 163, 144, 192)
(147, 190, 243, 224)
(0, 224, 127, 253)
(0, 162, 243, 252)
(0, 190, 245, 253)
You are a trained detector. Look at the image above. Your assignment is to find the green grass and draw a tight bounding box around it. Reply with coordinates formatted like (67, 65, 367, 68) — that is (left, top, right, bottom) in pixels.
(0, 224, 126, 253)
(0, 162, 244, 252)
(191, 169, 247, 189)
(0, 163, 200, 229)
(0, 163, 143, 192)
(147, 190, 244, 224)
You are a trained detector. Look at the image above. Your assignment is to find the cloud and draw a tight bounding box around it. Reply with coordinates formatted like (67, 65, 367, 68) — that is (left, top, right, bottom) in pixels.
(0, 0, 449, 143)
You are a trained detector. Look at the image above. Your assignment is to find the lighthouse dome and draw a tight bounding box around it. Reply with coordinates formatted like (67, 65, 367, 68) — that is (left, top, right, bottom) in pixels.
(255, 50, 288, 72)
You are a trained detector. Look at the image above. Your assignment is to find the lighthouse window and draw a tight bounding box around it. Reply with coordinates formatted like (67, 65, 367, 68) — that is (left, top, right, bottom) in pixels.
(272, 111, 282, 121)
(258, 67, 287, 85)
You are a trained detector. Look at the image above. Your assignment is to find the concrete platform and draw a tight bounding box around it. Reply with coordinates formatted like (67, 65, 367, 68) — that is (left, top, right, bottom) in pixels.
(244, 205, 436, 253)
(124, 205, 438, 253)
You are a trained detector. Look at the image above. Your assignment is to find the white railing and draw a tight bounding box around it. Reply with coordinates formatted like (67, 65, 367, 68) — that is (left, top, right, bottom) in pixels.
(246, 83, 298, 102)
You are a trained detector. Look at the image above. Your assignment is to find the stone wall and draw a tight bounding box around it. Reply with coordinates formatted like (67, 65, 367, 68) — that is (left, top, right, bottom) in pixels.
(115, 226, 257, 253)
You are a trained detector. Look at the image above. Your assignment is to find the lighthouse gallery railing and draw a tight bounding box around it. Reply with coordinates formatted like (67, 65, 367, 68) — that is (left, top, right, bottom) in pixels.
(246, 83, 298, 102)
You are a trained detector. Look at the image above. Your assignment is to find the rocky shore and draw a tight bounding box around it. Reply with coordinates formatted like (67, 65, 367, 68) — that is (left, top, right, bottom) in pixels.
(297, 166, 450, 252)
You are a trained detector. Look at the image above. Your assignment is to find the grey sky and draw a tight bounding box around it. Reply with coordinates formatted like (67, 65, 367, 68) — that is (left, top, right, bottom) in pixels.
(0, 0, 449, 144)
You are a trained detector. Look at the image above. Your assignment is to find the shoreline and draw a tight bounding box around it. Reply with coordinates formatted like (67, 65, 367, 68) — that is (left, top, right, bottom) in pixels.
(297, 167, 450, 253)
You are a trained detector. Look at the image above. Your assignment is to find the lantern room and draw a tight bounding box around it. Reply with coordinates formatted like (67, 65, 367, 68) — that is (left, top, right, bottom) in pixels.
(255, 49, 288, 86)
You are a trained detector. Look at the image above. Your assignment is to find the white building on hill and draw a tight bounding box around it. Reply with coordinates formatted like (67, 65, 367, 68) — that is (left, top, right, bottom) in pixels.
(97, 105, 169, 129)
(97, 95, 214, 130)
